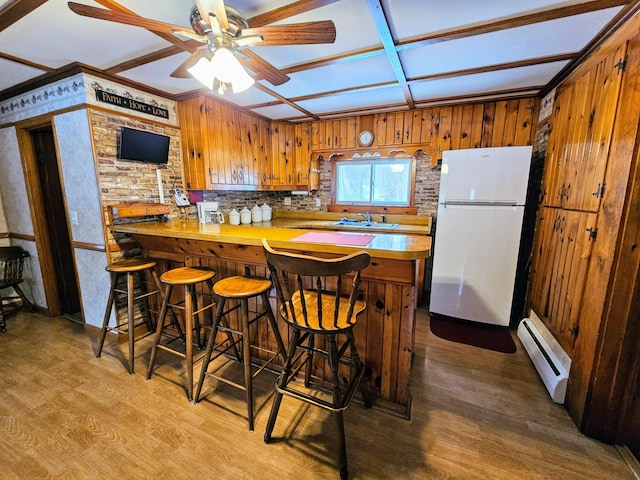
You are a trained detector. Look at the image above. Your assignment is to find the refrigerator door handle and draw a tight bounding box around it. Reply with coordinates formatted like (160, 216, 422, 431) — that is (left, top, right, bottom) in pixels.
(442, 200, 519, 207)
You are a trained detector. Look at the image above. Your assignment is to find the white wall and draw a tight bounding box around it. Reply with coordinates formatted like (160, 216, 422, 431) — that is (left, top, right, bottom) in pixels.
(53, 110, 110, 328)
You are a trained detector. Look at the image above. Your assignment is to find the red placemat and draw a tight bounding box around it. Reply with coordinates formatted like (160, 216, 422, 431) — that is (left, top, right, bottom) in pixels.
(292, 231, 375, 247)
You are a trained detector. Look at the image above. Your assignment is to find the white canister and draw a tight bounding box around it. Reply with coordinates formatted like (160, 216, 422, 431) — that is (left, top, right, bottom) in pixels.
(240, 207, 252, 224)
(228, 209, 240, 225)
(251, 204, 263, 223)
(261, 203, 272, 222)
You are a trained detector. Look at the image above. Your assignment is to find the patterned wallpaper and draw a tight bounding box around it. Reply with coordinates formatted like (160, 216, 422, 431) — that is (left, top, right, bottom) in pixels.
(0, 72, 178, 127)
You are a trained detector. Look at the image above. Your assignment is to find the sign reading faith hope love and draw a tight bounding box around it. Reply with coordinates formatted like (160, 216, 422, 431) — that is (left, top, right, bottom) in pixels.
(95, 89, 169, 119)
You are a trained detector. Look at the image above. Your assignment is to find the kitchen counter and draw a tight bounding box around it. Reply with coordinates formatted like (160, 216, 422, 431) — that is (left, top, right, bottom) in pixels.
(110, 217, 430, 418)
(111, 219, 430, 260)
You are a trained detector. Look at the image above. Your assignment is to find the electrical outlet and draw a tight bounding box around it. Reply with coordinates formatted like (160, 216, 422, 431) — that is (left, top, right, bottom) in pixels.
(70, 210, 78, 225)
(315, 198, 321, 207)
(284, 197, 291, 206)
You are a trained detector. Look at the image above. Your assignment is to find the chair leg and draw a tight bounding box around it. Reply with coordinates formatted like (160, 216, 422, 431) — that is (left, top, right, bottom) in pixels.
(13, 285, 36, 312)
(97, 273, 118, 358)
(336, 411, 348, 480)
(261, 292, 286, 360)
(345, 329, 371, 408)
(329, 334, 349, 480)
(304, 333, 315, 388)
(0, 296, 6, 333)
(264, 327, 301, 443)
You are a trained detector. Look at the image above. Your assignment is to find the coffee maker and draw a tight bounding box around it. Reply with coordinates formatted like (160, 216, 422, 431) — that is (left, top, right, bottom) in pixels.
(196, 201, 221, 223)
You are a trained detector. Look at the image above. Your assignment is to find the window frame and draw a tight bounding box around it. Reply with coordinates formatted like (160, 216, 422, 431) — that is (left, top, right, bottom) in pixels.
(329, 154, 417, 214)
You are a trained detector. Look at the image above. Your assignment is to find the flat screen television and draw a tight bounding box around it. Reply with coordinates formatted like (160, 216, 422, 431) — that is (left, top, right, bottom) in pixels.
(118, 127, 170, 164)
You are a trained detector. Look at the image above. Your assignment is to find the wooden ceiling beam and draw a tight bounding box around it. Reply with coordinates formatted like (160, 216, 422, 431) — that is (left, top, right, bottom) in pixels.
(365, 0, 414, 109)
(246, 0, 340, 27)
(0, 0, 49, 33)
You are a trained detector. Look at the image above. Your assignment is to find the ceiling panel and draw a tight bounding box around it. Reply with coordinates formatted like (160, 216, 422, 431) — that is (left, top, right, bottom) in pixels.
(0, 0, 633, 120)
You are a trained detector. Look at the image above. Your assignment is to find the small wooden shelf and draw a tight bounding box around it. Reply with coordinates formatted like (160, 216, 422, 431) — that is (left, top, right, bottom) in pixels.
(108, 202, 170, 222)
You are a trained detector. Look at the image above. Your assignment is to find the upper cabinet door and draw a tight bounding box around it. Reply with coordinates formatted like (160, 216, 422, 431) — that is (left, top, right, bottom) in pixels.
(543, 42, 627, 211)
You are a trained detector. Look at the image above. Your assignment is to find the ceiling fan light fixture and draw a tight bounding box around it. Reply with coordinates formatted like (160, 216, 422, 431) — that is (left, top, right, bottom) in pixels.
(187, 55, 216, 90)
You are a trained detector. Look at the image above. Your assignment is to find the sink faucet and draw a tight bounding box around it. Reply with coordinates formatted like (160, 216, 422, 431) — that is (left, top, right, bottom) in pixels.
(357, 212, 371, 222)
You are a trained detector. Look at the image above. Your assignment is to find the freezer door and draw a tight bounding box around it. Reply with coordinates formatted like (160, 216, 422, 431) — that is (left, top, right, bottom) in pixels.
(440, 146, 532, 204)
(429, 203, 525, 326)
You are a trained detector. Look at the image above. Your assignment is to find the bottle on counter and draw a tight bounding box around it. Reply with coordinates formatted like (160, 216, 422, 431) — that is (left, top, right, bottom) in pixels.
(240, 207, 252, 224)
(251, 204, 263, 223)
(228, 208, 240, 225)
(261, 202, 272, 222)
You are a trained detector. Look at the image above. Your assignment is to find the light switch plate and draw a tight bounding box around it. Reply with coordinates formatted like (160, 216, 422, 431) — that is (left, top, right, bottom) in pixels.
(70, 210, 78, 225)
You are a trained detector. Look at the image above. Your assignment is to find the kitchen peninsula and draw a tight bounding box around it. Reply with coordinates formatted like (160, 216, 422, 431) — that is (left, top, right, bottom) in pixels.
(111, 217, 431, 417)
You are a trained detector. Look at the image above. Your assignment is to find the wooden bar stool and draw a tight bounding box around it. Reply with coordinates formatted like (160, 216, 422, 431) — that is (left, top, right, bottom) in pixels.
(146, 266, 216, 401)
(194, 269, 286, 431)
(97, 257, 164, 374)
(262, 239, 372, 480)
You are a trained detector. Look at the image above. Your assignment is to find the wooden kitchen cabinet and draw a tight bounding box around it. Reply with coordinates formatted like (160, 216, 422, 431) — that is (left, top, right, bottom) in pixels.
(270, 122, 295, 189)
(294, 122, 311, 188)
(177, 96, 211, 190)
(542, 43, 625, 212)
(179, 95, 271, 190)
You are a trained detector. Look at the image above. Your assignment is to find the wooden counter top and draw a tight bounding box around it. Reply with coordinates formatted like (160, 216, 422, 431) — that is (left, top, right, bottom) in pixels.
(111, 220, 431, 260)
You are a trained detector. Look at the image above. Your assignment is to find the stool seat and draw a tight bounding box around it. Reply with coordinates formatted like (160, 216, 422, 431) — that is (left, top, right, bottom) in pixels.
(160, 266, 215, 285)
(106, 258, 157, 273)
(213, 275, 272, 298)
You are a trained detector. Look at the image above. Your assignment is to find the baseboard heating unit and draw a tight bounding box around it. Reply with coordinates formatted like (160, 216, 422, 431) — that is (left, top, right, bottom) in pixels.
(517, 311, 571, 404)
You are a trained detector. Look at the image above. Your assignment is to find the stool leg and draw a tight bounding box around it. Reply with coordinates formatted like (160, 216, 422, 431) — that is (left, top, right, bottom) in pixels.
(97, 272, 118, 358)
(265, 327, 301, 443)
(240, 298, 254, 431)
(126, 271, 136, 374)
(184, 284, 194, 401)
(147, 284, 172, 380)
(194, 297, 226, 403)
(136, 270, 155, 332)
(191, 288, 202, 348)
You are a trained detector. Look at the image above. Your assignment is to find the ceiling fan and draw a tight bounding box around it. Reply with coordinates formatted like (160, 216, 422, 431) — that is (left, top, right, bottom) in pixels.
(67, 0, 337, 94)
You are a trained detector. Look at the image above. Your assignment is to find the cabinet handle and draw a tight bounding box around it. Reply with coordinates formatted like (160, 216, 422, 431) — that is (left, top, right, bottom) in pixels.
(396, 130, 401, 142)
(232, 170, 238, 182)
(406, 128, 410, 141)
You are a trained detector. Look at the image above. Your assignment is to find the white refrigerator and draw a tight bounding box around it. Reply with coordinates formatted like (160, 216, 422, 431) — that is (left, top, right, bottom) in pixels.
(429, 146, 533, 327)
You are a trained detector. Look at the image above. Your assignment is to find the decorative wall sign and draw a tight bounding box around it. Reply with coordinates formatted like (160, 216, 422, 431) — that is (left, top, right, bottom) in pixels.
(95, 89, 169, 119)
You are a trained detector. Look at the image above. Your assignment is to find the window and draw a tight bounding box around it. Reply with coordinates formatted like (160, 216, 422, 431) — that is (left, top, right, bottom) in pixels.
(334, 157, 413, 206)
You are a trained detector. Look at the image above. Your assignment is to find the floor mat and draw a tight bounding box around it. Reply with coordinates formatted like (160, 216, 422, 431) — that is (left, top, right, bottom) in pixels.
(429, 314, 517, 353)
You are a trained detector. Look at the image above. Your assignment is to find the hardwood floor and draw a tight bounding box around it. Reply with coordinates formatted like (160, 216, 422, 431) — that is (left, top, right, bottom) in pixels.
(0, 306, 634, 480)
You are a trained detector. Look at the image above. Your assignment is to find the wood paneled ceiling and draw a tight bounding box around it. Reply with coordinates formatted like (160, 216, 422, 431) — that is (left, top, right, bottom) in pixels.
(0, 0, 636, 121)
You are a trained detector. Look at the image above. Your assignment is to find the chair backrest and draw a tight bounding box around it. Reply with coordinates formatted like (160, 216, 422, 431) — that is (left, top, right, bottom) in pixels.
(0, 246, 29, 287)
(262, 239, 370, 330)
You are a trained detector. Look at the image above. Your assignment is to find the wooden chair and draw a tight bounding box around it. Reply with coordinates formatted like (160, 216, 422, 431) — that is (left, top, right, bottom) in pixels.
(0, 246, 36, 333)
(261, 239, 371, 480)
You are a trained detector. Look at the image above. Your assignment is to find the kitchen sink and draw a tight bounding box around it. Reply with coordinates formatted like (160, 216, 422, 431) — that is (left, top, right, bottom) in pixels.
(331, 220, 398, 229)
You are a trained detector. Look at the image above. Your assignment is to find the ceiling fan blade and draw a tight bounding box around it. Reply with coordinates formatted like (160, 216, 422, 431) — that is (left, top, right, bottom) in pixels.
(170, 51, 203, 78)
(172, 29, 208, 43)
(238, 50, 289, 86)
(67, 2, 187, 35)
(196, 0, 228, 31)
(247, 0, 340, 28)
(242, 21, 336, 46)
